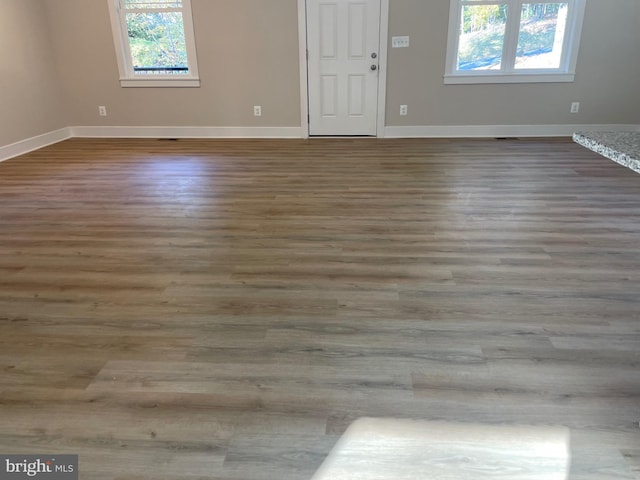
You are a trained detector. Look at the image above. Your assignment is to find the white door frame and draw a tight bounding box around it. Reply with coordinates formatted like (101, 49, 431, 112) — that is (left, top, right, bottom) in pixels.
(297, 0, 389, 138)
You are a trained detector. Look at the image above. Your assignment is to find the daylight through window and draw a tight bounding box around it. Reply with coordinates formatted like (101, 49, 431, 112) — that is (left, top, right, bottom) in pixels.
(108, 0, 200, 87)
(445, 0, 586, 84)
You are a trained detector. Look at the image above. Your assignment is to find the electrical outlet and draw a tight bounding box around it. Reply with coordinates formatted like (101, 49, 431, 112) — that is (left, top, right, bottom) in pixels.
(98, 106, 107, 117)
(400, 105, 408, 116)
(570, 102, 580, 114)
(254, 106, 262, 117)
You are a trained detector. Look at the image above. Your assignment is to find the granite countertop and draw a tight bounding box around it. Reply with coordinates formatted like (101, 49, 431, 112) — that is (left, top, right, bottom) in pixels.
(573, 131, 640, 174)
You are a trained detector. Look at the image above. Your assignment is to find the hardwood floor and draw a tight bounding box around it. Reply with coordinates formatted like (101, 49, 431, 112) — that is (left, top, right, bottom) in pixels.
(0, 137, 639, 479)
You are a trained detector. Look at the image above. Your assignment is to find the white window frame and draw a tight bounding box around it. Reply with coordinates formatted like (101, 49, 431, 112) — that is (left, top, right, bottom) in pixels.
(444, 0, 586, 84)
(107, 0, 200, 87)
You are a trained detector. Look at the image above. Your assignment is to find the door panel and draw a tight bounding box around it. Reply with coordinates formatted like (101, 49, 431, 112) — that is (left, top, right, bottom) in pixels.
(348, 74, 365, 116)
(307, 0, 381, 136)
(319, 4, 337, 58)
(348, 4, 366, 58)
(321, 76, 338, 116)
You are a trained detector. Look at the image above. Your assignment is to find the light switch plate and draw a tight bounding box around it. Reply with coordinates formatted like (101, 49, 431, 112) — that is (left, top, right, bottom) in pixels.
(392, 36, 410, 48)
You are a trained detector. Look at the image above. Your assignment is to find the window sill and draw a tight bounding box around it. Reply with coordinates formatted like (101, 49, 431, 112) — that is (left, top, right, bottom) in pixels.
(119, 78, 201, 88)
(444, 73, 575, 85)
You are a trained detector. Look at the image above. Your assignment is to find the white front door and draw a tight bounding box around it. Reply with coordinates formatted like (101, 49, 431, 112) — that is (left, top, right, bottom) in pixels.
(307, 0, 381, 136)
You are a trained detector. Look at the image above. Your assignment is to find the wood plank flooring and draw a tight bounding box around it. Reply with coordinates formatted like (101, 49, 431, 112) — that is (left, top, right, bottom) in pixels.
(0, 137, 639, 479)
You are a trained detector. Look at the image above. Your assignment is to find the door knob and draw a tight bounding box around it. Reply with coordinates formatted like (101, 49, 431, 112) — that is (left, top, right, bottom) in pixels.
(371, 65, 378, 71)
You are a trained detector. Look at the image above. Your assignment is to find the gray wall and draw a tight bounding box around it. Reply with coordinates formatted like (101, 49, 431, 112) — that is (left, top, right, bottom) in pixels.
(386, 0, 640, 127)
(43, 0, 302, 128)
(2, 0, 640, 148)
(0, 0, 67, 147)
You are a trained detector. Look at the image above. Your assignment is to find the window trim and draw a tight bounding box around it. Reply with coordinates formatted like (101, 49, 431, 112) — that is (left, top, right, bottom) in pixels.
(444, 0, 586, 84)
(107, 0, 200, 88)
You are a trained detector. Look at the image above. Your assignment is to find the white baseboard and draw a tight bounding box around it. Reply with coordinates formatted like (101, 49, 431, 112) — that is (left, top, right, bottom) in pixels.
(2, 124, 638, 163)
(0, 128, 71, 163)
(70, 126, 305, 139)
(383, 124, 640, 139)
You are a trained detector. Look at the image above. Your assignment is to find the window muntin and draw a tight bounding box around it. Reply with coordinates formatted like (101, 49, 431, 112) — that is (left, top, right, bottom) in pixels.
(445, 0, 585, 84)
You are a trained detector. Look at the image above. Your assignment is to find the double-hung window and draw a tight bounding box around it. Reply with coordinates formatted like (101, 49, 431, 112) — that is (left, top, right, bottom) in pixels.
(107, 0, 200, 87)
(445, 0, 586, 84)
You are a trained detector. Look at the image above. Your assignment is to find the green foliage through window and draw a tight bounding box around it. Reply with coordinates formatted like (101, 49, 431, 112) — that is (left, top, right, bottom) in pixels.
(462, 5, 508, 34)
(126, 11, 188, 73)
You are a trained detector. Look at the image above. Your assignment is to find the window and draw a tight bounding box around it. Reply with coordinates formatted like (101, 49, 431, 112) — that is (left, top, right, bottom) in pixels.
(445, 0, 586, 84)
(107, 0, 200, 87)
